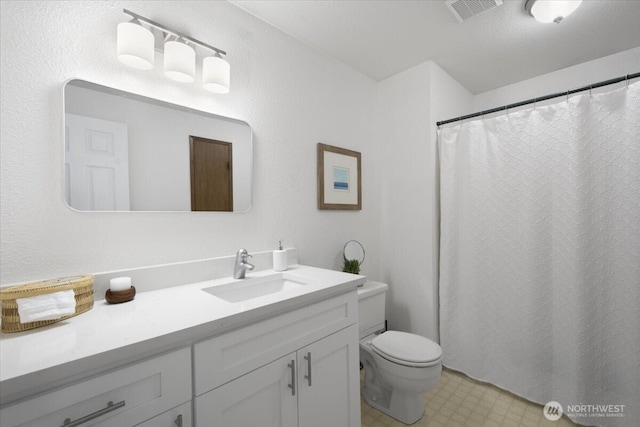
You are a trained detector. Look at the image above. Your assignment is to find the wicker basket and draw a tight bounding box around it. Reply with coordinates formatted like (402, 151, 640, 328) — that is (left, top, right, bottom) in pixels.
(0, 275, 94, 333)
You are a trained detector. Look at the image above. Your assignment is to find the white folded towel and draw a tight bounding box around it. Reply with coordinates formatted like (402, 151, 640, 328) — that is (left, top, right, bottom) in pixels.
(16, 290, 77, 323)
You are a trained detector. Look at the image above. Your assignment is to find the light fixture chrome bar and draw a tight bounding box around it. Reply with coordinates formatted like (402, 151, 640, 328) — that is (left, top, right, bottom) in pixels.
(123, 9, 226, 56)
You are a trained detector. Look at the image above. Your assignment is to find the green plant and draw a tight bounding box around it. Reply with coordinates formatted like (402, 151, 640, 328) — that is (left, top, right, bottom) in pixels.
(342, 258, 361, 274)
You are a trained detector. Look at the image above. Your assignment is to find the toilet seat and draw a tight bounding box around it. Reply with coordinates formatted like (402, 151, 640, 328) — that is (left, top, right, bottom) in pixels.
(371, 331, 442, 368)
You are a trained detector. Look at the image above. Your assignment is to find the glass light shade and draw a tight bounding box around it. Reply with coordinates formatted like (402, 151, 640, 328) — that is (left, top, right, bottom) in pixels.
(164, 41, 196, 83)
(202, 55, 231, 94)
(117, 21, 154, 70)
(529, 0, 582, 23)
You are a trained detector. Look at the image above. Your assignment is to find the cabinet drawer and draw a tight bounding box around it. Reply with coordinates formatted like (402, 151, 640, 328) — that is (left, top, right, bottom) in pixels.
(194, 291, 356, 395)
(0, 347, 191, 427)
(135, 402, 192, 427)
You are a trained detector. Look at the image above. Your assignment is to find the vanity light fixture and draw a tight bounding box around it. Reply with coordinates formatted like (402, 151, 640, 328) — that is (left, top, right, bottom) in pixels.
(117, 9, 230, 93)
(164, 38, 196, 83)
(203, 53, 231, 94)
(117, 18, 155, 70)
(525, 0, 582, 24)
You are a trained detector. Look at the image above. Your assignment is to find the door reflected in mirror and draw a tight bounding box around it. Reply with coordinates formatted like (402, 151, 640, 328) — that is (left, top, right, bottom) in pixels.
(63, 79, 252, 212)
(189, 136, 233, 211)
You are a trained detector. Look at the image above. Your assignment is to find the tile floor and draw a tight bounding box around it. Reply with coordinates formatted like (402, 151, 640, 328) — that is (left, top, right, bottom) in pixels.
(361, 368, 578, 427)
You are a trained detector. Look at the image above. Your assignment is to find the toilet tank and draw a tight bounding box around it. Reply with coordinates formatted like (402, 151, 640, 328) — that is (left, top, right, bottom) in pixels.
(357, 281, 388, 339)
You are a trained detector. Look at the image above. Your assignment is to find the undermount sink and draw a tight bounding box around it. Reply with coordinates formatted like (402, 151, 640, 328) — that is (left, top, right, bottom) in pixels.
(202, 273, 313, 303)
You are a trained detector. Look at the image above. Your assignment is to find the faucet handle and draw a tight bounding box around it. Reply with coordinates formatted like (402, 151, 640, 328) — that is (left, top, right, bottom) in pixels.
(236, 248, 252, 261)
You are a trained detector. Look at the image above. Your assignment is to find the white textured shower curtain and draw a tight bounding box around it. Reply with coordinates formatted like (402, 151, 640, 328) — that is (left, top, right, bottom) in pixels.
(438, 82, 640, 427)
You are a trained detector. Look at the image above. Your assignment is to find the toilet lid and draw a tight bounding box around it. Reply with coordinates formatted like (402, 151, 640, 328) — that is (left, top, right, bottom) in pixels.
(371, 331, 442, 367)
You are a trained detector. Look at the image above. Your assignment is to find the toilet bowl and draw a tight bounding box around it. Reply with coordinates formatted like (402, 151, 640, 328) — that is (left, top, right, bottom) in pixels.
(358, 281, 442, 425)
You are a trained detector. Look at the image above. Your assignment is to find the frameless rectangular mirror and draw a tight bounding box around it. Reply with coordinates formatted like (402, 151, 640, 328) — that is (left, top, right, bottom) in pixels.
(63, 79, 252, 212)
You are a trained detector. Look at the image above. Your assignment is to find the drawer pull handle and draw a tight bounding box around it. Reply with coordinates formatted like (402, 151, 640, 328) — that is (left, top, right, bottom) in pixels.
(288, 359, 296, 396)
(175, 414, 183, 427)
(304, 352, 312, 387)
(61, 400, 125, 427)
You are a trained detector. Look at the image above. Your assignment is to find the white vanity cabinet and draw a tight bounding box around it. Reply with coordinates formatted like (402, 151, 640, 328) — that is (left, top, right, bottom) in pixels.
(0, 348, 191, 427)
(0, 265, 364, 427)
(193, 292, 360, 427)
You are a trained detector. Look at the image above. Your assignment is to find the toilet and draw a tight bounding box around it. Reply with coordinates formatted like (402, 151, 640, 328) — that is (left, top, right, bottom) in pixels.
(358, 281, 442, 425)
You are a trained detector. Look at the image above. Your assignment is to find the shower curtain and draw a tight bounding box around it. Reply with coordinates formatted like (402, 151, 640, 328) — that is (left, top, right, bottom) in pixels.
(438, 82, 640, 427)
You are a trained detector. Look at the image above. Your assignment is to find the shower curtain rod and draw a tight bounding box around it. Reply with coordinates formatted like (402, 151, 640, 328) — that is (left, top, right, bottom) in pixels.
(436, 71, 640, 127)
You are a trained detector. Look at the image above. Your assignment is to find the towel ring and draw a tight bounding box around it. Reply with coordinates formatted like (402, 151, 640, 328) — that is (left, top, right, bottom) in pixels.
(343, 240, 365, 264)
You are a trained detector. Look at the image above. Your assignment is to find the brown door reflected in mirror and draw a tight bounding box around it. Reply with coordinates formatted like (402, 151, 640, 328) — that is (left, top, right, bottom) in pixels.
(189, 136, 233, 212)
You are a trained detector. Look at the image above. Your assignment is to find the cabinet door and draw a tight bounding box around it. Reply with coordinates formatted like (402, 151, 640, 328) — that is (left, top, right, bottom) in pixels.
(196, 353, 297, 427)
(297, 325, 361, 427)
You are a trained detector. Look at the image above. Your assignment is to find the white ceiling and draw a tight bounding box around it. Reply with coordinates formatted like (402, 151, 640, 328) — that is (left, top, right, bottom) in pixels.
(229, 0, 640, 94)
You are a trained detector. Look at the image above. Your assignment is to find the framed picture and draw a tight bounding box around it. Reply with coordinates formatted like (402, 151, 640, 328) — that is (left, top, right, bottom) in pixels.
(317, 143, 362, 210)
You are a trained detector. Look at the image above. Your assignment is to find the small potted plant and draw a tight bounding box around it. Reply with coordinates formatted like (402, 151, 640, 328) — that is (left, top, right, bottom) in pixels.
(342, 240, 365, 274)
(342, 258, 361, 274)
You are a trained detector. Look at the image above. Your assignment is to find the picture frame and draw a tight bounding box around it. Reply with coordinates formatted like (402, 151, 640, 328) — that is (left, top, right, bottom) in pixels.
(317, 143, 362, 210)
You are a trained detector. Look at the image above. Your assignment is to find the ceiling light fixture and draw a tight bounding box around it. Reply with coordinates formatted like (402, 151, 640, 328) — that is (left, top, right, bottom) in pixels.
(525, 0, 582, 24)
(117, 9, 230, 93)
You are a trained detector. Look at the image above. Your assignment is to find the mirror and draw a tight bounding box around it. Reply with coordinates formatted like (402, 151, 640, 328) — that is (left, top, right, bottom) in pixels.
(63, 79, 252, 212)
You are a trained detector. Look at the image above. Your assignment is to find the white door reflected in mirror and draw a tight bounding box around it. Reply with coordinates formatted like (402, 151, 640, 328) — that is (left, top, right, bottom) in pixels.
(65, 114, 130, 211)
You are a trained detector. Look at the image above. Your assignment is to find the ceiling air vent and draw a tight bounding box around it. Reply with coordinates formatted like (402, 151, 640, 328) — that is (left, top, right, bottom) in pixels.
(445, 0, 503, 23)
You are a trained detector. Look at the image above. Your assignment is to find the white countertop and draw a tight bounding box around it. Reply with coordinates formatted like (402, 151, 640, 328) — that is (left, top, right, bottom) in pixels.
(0, 265, 365, 403)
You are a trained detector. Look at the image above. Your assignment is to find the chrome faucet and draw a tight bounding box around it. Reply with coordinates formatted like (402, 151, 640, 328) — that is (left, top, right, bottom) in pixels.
(233, 248, 255, 279)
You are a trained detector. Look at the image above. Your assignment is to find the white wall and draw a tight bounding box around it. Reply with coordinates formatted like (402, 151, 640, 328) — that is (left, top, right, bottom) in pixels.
(377, 61, 473, 341)
(0, 1, 380, 285)
(377, 62, 431, 338)
(474, 47, 640, 111)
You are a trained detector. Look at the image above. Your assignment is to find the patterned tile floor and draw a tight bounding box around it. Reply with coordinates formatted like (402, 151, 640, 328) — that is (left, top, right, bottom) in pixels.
(361, 368, 578, 427)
